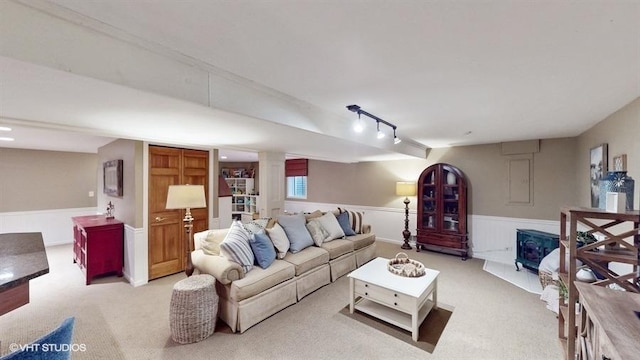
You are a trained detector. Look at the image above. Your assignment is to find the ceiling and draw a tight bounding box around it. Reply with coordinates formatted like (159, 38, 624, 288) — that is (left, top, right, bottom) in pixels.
(1, 0, 639, 162)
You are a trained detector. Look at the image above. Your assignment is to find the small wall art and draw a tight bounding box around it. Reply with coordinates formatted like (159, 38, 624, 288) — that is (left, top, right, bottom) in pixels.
(103, 159, 123, 197)
(612, 154, 627, 171)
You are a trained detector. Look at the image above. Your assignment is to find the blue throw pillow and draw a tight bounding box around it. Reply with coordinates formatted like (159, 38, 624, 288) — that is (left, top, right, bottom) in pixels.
(277, 214, 314, 253)
(249, 230, 276, 269)
(336, 211, 356, 236)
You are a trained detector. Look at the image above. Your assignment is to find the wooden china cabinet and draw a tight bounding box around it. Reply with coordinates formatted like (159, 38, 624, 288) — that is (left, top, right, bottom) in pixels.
(416, 163, 469, 259)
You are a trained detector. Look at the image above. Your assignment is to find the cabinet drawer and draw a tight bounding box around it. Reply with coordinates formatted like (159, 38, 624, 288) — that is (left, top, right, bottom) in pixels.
(355, 281, 414, 312)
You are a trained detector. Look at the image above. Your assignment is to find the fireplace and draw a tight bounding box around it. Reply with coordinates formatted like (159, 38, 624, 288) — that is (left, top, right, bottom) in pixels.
(515, 229, 559, 271)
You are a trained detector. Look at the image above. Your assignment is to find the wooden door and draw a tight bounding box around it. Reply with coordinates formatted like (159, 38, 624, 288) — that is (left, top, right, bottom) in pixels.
(148, 146, 209, 280)
(182, 149, 209, 239)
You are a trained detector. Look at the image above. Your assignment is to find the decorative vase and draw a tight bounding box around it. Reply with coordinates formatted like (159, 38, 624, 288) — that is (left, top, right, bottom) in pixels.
(598, 171, 635, 210)
(446, 172, 456, 185)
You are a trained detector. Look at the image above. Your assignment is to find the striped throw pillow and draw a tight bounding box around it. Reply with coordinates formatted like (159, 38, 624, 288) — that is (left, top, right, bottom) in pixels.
(340, 209, 364, 234)
(220, 221, 254, 273)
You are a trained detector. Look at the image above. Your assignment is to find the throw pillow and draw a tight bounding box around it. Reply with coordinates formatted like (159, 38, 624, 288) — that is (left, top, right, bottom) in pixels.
(243, 218, 270, 235)
(316, 211, 345, 242)
(336, 211, 356, 236)
(220, 221, 254, 273)
(338, 208, 365, 234)
(304, 210, 324, 221)
(249, 230, 276, 269)
(344, 209, 365, 234)
(200, 229, 228, 256)
(266, 222, 290, 259)
(277, 214, 314, 253)
(306, 218, 329, 246)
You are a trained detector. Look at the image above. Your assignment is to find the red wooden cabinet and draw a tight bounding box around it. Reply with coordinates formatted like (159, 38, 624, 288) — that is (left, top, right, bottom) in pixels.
(72, 215, 124, 285)
(416, 163, 469, 259)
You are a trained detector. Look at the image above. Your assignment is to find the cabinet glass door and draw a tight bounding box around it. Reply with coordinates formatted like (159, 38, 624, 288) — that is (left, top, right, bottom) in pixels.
(422, 169, 437, 229)
(442, 168, 460, 232)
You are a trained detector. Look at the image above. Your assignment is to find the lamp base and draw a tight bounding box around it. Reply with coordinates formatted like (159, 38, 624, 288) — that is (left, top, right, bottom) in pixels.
(401, 197, 412, 249)
(401, 229, 412, 250)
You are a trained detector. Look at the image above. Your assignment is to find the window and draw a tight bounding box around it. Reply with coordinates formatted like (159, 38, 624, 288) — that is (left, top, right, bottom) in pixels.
(285, 159, 308, 199)
(287, 176, 307, 198)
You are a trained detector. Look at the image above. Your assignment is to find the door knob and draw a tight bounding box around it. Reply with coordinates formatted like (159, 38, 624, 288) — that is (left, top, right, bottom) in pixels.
(155, 217, 166, 222)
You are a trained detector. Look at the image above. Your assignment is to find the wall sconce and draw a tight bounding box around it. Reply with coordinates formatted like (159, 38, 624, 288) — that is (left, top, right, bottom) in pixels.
(396, 181, 416, 250)
(347, 104, 401, 144)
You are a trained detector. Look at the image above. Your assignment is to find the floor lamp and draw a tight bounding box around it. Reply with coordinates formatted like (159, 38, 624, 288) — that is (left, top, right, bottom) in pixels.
(396, 181, 416, 250)
(166, 184, 207, 277)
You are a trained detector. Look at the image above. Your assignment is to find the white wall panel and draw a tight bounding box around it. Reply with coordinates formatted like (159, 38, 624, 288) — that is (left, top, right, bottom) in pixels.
(0, 207, 98, 246)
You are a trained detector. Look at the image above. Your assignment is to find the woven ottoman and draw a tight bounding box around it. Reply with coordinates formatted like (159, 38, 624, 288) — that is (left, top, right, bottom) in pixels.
(170, 274, 218, 344)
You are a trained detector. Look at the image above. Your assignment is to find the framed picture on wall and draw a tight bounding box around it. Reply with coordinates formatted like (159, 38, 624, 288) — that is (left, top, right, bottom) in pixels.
(103, 159, 123, 197)
(612, 154, 627, 171)
(589, 144, 607, 208)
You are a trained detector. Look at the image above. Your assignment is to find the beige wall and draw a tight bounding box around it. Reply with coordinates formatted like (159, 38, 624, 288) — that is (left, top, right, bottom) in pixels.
(576, 97, 639, 209)
(305, 138, 578, 221)
(97, 139, 144, 227)
(0, 148, 98, 212)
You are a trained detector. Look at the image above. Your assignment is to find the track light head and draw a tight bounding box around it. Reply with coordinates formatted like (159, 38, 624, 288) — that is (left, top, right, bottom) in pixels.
(353, 113, 364, 133)
(393, 128, 401, 144)
(376, 121, 385, 139)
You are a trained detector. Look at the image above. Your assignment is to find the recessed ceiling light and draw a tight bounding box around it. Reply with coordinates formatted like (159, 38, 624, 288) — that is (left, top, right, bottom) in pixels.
(0, 137, 15, 141)
(0, 126, 12, 132)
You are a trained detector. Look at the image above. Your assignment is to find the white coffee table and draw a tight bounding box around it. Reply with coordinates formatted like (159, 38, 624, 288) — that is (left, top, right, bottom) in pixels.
(348, 257, 439, 341)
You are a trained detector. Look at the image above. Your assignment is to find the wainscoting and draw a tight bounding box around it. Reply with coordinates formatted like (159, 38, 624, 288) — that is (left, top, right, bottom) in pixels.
(285, 201, 560, 265)
(1, 204, 563, 287)
(0, 208, 148, 287)
(0, 207, 98, 246)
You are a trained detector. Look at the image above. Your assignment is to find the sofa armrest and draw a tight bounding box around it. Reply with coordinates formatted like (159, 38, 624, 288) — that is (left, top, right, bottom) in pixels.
(191, 250, 243, 284)
(362, 224, 372, 234)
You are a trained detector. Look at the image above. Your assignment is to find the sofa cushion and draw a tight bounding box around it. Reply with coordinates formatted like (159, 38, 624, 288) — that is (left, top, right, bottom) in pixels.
(306, 219, 329, 246)
(320, 239, 354, 260)
(229, 260, 295, 301)
(266, 222, 289, 259)
(345, 232, 376, 250)
(201, 228, 228, 255)
(316, 212, 344, 242)
(277, 214, 314, 253)
(220, 221, 254, 273)
(249, 230, 276, 269)
(283, 246, 330, 276)
(336, 211, 356, 236)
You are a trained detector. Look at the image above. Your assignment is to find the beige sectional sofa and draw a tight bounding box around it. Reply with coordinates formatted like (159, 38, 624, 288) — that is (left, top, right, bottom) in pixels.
(191, 212, 376, 333)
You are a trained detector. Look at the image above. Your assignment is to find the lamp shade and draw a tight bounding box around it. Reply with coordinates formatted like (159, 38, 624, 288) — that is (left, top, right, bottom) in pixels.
(396, 181, 416, 197)
(166, 185, 206, 209)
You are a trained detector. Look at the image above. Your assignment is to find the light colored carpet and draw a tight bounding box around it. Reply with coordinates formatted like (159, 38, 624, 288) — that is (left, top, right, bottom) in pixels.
(0, 241, 562, 359)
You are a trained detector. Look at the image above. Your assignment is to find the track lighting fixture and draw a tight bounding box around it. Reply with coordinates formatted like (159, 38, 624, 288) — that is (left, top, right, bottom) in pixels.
(346, 104, 400, 144)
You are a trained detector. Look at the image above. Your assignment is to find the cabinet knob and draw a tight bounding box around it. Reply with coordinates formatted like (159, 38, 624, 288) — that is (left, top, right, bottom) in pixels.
(365, 292, 368, 296)
(155, 217, 166, 222)
(394, 302, 398, 306)
(602, 356, 611, 360)
(364, 284, 368, 288)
